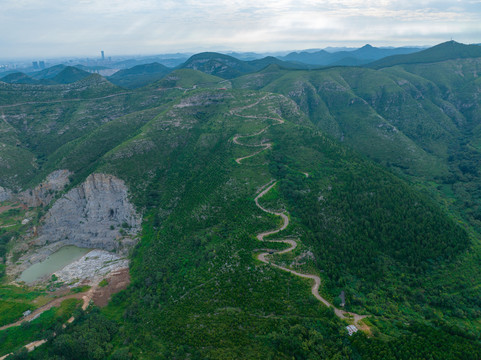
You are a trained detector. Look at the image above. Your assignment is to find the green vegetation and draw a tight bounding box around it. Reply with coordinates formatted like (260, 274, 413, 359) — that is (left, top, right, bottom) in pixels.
(0, 286, 45, 327)
(108, 63, 171, 89)
(70, 285, 91, 294)
(1, 44, 481, 358)
(0, 298, 81, 356)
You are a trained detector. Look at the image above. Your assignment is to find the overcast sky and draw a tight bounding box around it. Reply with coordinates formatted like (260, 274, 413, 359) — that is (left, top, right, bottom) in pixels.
(1, 0, 481, 59)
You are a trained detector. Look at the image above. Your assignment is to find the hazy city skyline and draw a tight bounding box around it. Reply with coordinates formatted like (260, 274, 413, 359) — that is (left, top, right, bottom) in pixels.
(1, 0, 480, 59)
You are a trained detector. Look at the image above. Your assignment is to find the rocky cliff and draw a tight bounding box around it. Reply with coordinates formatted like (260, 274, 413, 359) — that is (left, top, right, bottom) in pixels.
(19, 170, 71, 207)
(33, 173, 141, 252)
(0, 186, 12, 202)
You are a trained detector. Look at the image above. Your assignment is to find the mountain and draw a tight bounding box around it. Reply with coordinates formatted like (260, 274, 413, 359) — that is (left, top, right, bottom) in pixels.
(368, 40, 481, 68)
(179, 52, 307, 79)
(179, 52, 257, 78)
(49, 66, 91, 84)
(233, 54, 481, 235)
(107, 62, 172, 88)
(150, 68, 225, 90)
(0, 72, 41, 85)
(280, 44, 423, 66)
(27, 64, 67, 80)
(74, 64, 111, 71)
(1, 42, 481, 359)
(281, 49, 333, 65)
(247, 56, 310, 70)
(2, 65, 92, 85)
(113, 55, 189, 69)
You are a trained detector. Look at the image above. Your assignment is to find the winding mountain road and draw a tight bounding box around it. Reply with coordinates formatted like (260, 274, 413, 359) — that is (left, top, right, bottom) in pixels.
(233, 101, 368, 329)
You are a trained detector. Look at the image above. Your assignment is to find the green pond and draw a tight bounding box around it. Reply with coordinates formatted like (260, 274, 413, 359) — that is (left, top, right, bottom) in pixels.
(19, 245, 91, 284)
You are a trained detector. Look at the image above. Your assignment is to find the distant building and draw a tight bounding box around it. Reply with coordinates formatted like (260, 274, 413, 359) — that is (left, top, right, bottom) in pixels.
(23, 310, 32, 317)
(32, 61, 39, 69)
(346, 325, 358, 336)
(39, 61, 45, 69)
(101, 50, 105, 61)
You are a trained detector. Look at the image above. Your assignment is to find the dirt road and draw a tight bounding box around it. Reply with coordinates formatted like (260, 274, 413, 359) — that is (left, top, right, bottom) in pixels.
(0, 286, 95, 332)
(232, 98, 369, 328)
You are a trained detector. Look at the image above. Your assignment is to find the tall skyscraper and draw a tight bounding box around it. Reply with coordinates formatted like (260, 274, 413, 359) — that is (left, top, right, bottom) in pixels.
(101, 50, 105, 61)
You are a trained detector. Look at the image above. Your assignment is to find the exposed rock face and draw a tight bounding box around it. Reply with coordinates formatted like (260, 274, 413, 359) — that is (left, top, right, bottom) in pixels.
(54, 250, 129, 287)
(34, 173, 141, 253)
(19, 170, 71, 207)
(0, 186, 12, 202)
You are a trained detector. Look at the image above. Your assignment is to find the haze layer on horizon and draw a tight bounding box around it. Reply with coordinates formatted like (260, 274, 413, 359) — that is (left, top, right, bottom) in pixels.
(1, 0, 481, 59)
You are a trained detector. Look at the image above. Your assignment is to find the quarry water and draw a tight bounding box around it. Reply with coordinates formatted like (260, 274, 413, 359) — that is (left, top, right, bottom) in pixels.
(19, 245, 91, 283)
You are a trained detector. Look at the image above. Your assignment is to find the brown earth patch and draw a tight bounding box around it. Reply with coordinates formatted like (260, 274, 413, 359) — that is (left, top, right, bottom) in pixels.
(91, 268, 130, 307)
(0, 202, 26, 215)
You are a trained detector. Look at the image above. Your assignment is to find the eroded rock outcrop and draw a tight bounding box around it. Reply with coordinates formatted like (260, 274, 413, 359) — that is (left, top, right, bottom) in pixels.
(33, 173, 141, 252)
(54, 250, 129, 286)
(0, 186, 12, 202)
(19, 170, 72, 207)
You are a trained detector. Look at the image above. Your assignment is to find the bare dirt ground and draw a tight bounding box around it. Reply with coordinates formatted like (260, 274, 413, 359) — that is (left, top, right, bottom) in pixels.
(91, 268, 130, 307)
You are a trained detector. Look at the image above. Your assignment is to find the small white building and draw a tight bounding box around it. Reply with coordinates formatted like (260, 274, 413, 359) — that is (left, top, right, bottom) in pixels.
(346, 325, 358, 336)
(23, 310, 32, 317)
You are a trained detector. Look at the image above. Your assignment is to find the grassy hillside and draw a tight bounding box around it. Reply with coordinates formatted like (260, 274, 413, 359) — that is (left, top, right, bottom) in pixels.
(1, 61, 481, 358)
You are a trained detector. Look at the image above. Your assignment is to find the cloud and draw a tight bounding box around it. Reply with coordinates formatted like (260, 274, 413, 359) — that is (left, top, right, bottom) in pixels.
(1, 0, 480, 58)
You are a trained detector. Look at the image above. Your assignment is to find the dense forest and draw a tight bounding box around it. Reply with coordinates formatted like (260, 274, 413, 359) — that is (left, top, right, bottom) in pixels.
(1, 44, 481, 358)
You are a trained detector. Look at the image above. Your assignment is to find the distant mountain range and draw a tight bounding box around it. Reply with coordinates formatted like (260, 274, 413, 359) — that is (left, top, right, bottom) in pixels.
(368, 40, 481, 68)
(178, 52, 310, 79)
(0, 65, 91, 85)
(279, 44, 425, 66)
(2, 41, 480, 88)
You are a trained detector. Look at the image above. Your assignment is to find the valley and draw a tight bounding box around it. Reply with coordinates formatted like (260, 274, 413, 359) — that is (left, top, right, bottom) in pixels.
(0, 41, 481, 359)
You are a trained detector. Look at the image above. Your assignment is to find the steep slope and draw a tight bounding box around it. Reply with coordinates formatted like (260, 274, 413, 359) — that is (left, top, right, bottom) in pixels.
(0, 75, 174, 189)
(256, 68, 449, 177)
(107, 62, 172, 89)
(369, 40, 481, 69)
(94, 90, 476, 358)
(1, 61, 481, 359)
(233, 55, 481, 305)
